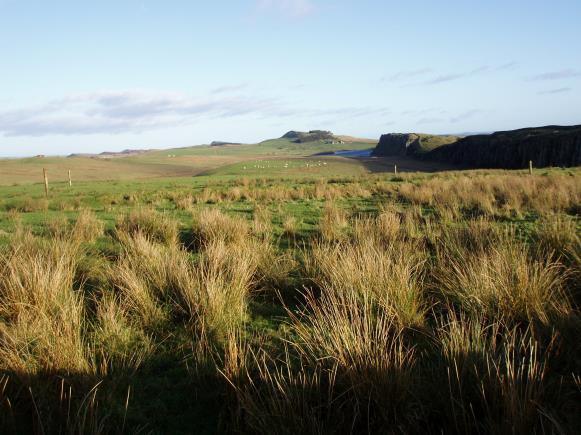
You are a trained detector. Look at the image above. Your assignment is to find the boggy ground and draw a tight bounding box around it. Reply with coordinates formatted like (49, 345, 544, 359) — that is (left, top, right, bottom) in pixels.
(0, 168, 579, 434)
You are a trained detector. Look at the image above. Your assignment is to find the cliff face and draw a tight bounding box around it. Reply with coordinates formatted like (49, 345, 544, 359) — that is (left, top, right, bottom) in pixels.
(423, 125, 581, 169)
(372, 134, 422, 156)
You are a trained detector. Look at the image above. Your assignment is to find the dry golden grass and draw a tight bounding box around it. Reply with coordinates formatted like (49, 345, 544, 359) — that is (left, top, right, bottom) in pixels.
(114, 224, 260, 341)
(192, 208, 250, 246)
(435, 228, 571, 326)
(318, 202, 348, 242)
(435, 311, 557, 433)
(352, 209, 402, 244)
(116, 207, 179, 245)
(92, 293, 154, 375)
(252, 205, 272, 240)
(0, 233, 91, 376)
(396, 172, 580, 217)
(479, 331, 551, 434)
(0, 168, 578, 433)
(534, 214, 580, 265)
(305, 235, 426, 330)
(44, 214, 71, 238)
(282, 215, 299, 240)
(112, 232, 184, 329)
(195, 239, 256, 336)
(249, 239, 296, 291)
(174, 194, 194, 211)
(72, 209, 104, 243)
(290, 288, 415, 421)
(228, 349, 344, 435)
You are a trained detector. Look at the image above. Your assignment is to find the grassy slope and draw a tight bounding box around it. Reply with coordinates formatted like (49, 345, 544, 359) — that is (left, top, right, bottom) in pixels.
(0, 155, 226, 185)
(202, 156, 370, 178)
(0, 137, 377, 186)
(414, 134, 459, 153)
(148, 137, 375, 157)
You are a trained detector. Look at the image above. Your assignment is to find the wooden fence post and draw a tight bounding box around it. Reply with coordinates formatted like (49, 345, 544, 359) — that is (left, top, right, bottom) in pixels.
(394, 164, 398, 176)
(529, 160, 533, 175)
(43, 168, 49, 198)
(68, 169, 72, 187)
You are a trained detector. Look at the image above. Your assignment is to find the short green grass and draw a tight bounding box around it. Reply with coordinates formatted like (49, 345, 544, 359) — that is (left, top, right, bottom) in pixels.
(414, 133, 459, 152)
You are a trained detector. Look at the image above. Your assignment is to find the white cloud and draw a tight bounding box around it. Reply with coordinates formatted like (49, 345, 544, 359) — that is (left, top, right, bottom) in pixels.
(0, 90, 295, 137)
(0, 89, 392, 137)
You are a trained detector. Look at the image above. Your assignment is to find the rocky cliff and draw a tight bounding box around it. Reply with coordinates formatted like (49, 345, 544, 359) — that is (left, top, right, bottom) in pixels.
(423, 125, 581, 169)
(373, 133, 421, 156)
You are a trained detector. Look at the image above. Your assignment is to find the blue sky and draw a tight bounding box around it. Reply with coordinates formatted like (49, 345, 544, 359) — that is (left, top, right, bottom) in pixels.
(0, 0, 580, 156)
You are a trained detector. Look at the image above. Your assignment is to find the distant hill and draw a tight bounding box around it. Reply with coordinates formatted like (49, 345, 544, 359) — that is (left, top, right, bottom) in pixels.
(372, 125, 581, 169)
(282, 130, 340, 143)
(69, 149, 152, 158)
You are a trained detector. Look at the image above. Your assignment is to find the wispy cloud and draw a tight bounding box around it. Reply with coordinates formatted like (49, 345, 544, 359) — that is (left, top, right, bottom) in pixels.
(0, 90, 392, 137)
(537, 87, 572, 95)
(397, 63, 510, 87)
(383, 68, 433, 83)
(400, 108, 442, 116)
(255, 0, 315, 18)
(495, 61, 518, 71)
(423, 66, 489, 85)
(0, 90, 296, 137)
(529, 69, 581, 81)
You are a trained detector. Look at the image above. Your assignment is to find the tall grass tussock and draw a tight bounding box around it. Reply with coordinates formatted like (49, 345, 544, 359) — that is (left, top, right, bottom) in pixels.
(0, 168, 579, 433)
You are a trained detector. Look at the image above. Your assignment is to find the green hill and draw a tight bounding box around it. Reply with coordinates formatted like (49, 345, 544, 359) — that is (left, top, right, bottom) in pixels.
(0, 133, 376, 185)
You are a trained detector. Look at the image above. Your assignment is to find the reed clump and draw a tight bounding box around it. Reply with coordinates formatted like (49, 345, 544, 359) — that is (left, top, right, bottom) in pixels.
(116, 207, 179, 245)
(0, 232, 90, 376)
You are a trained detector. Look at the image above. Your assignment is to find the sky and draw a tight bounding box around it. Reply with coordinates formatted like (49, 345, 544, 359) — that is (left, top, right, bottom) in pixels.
(0, 0, 580, 157)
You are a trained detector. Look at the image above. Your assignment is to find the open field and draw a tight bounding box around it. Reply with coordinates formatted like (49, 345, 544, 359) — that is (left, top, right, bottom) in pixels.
(0, 166, 579, 433)
(0, 137, 377, 186)
(2, 0, 579, 431)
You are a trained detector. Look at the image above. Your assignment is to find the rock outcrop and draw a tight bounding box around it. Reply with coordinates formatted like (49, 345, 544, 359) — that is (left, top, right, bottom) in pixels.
(372, 133, 423, 156)
(422, 125, 581, 169)
(282, 130, 335, 143)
